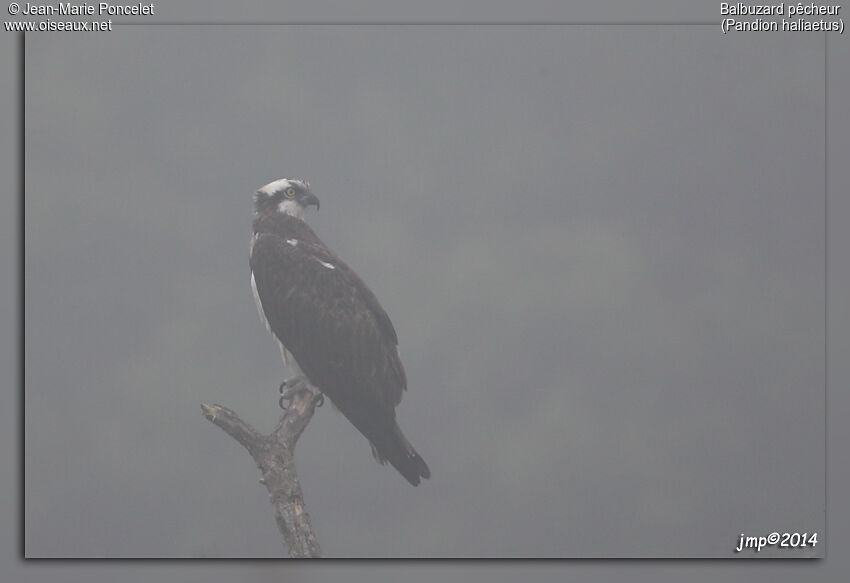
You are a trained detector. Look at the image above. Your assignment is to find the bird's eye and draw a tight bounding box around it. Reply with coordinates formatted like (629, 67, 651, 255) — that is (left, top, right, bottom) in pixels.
(285, 187, 296, 198)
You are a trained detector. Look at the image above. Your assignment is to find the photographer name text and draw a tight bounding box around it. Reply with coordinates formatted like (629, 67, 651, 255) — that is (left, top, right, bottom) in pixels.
(14, 2, 153, 16)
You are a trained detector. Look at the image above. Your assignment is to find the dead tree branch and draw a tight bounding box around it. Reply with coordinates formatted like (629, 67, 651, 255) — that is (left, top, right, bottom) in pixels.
(201, 389, 324, 558)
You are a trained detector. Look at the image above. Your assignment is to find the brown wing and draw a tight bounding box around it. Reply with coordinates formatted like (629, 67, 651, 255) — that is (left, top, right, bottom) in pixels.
(251, 232, 430, 485)
(250, 232, 407, 415)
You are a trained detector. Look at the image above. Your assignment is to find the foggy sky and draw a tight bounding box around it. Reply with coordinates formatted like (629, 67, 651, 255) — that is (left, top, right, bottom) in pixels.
(22, 21, 826, 560)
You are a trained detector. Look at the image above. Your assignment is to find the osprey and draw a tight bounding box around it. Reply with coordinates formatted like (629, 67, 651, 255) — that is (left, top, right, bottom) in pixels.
(249, 178, 431, 486)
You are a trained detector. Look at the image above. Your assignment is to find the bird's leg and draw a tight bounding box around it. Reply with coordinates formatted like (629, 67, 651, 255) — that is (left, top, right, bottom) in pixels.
(279, 376, 310, 410)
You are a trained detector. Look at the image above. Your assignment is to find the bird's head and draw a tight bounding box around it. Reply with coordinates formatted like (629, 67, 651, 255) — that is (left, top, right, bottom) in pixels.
(254, 178, 320, 220)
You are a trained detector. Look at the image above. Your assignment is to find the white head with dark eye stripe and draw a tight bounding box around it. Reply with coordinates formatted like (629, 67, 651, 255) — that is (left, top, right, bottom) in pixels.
(254, 178, 320, 220)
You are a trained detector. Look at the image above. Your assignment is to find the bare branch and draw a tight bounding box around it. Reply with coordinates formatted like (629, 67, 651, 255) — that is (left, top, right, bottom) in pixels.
(201, 389, 324, 558)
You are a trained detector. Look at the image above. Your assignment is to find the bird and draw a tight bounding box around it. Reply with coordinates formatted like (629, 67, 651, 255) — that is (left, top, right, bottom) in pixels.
(249, 178, 431, 486)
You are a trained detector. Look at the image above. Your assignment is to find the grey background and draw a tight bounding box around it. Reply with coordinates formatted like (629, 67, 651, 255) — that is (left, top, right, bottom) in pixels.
(22, 24, 825, 558)
(2, 0, 847, 580)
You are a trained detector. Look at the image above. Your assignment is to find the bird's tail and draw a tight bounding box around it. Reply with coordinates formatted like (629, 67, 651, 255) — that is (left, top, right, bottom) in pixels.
(371, 423, 431, 487)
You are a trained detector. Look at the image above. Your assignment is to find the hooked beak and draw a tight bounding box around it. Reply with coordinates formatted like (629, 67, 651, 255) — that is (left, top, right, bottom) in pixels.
(300, 192, 320, 211)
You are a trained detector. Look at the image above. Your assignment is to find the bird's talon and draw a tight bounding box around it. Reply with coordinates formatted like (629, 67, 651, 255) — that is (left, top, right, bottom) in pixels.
(278, 395, 288, 410)
(315, 394, 325, 407)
